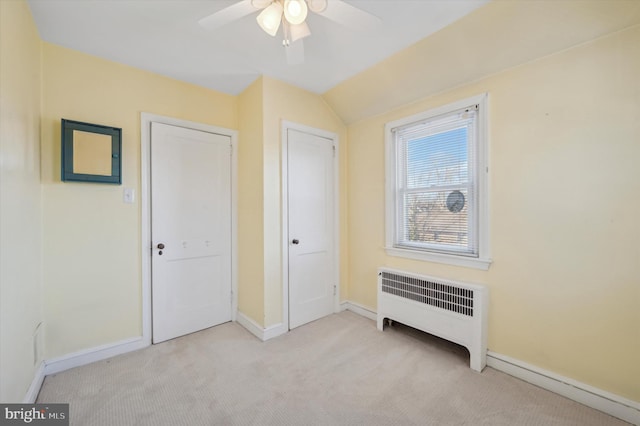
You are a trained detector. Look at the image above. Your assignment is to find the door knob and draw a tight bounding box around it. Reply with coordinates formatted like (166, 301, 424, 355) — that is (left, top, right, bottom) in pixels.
(292, 239, 299, 245)
(157, 243, 165, 249)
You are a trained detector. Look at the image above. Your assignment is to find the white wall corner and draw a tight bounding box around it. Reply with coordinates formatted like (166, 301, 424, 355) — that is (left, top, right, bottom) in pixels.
(486, 352, 640, 425)
(22, 362, 46, 403)
(236, 311, 287, 342)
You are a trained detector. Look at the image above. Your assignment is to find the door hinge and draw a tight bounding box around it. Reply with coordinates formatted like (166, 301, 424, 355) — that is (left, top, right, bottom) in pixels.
(333, 285, 337, 296)
(332, 145, 336, 157)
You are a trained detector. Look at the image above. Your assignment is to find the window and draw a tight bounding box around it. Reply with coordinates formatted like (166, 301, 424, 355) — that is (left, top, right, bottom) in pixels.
(385, 94, 490, 270)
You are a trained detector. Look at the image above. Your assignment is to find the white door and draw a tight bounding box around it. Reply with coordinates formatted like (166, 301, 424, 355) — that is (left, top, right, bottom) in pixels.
(151, 122, 232, 343)
(287, 128, 335, 329)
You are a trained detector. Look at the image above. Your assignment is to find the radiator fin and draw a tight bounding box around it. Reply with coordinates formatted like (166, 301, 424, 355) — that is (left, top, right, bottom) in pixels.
(380, 271, 474, 316)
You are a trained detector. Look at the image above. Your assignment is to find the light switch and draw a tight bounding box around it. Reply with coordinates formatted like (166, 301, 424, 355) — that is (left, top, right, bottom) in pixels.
(123, 188, 135, 204)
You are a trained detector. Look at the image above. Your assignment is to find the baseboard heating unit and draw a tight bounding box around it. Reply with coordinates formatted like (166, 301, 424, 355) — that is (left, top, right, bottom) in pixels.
(377, 268, 488, 372)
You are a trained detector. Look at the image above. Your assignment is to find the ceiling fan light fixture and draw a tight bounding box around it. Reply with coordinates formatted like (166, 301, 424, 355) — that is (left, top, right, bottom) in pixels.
(306, 0, 327, 13)
(283, 0, 308, 25)
(289, 21, 311, 42)
(256, 2, 283, 36)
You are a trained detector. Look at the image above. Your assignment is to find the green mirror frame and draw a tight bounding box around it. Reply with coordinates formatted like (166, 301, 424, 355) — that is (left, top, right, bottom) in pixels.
(61, 118, 122, 184)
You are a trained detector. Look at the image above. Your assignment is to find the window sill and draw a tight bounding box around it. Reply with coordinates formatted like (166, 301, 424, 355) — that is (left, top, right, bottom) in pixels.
(385, 246, 492, 270)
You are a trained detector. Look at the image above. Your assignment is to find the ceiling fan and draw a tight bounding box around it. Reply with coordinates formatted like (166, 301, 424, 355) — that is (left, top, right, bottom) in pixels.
(198, 0, 380, 64)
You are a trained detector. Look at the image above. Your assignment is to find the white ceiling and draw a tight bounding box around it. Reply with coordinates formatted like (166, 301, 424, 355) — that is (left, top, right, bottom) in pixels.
(27, 0, 488, 95)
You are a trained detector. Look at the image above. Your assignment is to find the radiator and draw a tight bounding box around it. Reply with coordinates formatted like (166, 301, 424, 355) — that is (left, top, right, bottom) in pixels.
(377, 268, 488, 372)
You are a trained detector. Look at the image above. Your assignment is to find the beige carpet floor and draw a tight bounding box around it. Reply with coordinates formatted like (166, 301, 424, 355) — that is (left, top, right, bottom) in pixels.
(37, 311, 628, 425)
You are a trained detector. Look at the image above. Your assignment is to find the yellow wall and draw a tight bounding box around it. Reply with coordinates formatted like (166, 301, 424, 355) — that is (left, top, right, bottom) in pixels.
(237, 77, 265, 324)
(3, 0, 637, 407)
(0, 0, 44, 401)
(324, 0, 640, 124)
(236, 76, 348, 327)
(41, 43, 237, 358)
(37, 40, 344, 354)
(261, 77, 348, 326)
(346, 25, 640, 401)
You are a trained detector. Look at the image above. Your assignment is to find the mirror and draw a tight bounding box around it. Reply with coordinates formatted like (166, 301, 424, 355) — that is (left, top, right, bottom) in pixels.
(61, 119, 122, 184)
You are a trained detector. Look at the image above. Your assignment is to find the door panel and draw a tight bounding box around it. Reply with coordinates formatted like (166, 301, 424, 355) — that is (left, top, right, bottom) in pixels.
(288, 128, 335, 329)
(151, 122, 231, 343)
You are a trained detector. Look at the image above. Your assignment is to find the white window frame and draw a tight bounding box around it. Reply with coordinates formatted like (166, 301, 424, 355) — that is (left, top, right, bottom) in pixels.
(384, 94, 491, 270)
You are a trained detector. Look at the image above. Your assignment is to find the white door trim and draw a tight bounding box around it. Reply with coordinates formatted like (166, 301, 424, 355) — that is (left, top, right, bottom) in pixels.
(140, 112, 238, 345)
(281, 120, 340, 331)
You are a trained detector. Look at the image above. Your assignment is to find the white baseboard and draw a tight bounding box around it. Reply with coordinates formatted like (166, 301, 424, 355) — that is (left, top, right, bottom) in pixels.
(235, 311, 286, 342)
(487, 351, 640, 425)
(43, 337, 148, 376)
(263, 323, 287, 341)
(23, 361, 46, 403)
(235, 311, 265, 340)
(340, 301, 377, 321)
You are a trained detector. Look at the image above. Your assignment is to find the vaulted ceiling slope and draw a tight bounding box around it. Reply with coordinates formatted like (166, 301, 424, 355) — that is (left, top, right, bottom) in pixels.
(323, 0, 640, 124)
(26, 0, 488, 96)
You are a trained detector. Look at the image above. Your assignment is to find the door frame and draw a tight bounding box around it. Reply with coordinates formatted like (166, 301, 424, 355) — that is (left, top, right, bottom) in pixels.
(140, 112, 238, 345)
(281, 120, 340, 331)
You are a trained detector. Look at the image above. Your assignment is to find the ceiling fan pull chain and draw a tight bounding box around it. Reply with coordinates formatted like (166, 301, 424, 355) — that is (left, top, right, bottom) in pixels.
(282, 19, 291, 46)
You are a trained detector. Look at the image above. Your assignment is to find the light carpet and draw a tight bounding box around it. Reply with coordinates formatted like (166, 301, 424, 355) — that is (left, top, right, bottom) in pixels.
(37, 311, 628, 425)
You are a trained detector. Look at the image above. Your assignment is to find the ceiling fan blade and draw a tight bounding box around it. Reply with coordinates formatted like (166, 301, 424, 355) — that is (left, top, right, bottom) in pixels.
(198, 0, 257, 31)
(318, 0, 381, 31)
(251, 0, 272, 8)
(285, 40, 305, 65)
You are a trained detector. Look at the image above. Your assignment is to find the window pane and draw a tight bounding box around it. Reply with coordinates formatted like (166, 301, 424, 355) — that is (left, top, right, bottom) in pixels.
(406, 127, 468, 189)
(387, 95, 487, 264)
(403, 189, 470, 252)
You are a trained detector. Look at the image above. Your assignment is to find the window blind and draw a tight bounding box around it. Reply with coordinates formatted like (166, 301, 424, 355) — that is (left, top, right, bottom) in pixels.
(393, 105, 479, 256)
